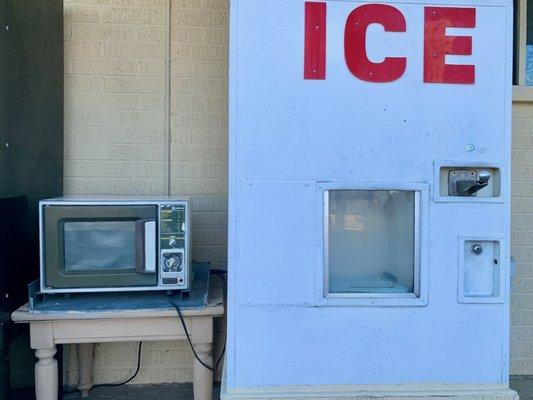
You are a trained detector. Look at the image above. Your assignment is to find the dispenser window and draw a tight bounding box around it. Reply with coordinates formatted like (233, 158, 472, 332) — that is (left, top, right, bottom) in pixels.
(326, 190, 418, 295)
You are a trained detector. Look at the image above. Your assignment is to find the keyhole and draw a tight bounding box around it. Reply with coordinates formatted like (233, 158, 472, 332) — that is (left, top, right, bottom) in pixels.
(472, 244, 483, 255)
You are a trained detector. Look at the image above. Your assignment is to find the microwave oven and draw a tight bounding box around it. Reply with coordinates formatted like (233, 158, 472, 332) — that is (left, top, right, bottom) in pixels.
(39, 197, 191, 294)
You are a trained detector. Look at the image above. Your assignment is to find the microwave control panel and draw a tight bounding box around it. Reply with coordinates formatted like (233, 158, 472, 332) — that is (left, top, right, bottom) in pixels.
(159, 204, 187, 286)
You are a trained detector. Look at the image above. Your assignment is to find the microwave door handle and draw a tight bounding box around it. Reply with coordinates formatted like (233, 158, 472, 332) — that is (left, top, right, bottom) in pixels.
(136, 220, 157, 274)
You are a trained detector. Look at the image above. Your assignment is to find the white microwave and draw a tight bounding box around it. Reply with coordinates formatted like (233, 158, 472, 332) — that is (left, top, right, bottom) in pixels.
(39, 196, 191, 294)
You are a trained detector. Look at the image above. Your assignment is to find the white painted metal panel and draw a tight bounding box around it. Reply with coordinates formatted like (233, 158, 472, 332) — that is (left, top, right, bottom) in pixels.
(228, 0, 512, 392)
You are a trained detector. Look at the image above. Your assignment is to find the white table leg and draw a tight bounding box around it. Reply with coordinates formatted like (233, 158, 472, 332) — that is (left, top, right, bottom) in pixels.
(193, 343, 213, 400)
(77, 343, 95, 397)
(35, 347, 58, 400)
(191, 316, 214, 400)
(30, 323, 58, 400)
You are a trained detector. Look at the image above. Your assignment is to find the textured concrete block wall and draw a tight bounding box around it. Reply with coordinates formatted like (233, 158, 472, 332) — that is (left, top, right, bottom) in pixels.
(511, 103, 533, 375)
(62, 0, 533, 384)
(63, 0, 168, 196)
(170, 0, 229, 268)
(63, 0, 228, 385)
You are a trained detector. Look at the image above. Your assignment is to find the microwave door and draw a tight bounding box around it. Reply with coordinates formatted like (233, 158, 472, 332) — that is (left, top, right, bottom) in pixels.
(43, 204, 159, 290)
(136, 220, 157, 274)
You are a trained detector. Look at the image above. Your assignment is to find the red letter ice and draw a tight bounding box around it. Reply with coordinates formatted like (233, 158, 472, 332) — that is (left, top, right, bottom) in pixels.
(344, 4, 407, 83)
(424, 7, 476, 84)
(304, 2, 327, 80)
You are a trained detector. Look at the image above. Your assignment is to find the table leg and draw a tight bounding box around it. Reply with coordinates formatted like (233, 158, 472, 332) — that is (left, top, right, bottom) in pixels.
(193, 343, 213, 400)
(77, 343, 96, 397)
(35, 347, 58, 400)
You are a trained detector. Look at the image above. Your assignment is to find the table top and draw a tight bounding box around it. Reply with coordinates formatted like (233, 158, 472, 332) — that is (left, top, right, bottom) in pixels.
(11, 280, 224, 322)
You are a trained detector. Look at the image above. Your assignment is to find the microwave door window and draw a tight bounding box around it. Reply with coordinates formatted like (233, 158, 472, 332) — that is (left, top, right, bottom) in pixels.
(63, 221, 136, 271)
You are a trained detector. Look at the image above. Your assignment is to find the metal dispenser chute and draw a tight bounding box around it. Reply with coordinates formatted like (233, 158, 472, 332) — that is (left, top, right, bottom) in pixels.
(448, 170, 491, 196)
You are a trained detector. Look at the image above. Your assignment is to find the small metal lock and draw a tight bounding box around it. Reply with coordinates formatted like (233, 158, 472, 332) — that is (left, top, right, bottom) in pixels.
(471, 244, 483, 255)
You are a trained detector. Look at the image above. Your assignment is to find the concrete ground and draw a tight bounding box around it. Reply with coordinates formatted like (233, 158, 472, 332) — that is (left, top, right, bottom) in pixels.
(62, 377, 531, 400)
(62, 383, 220, 400)
(63, 376, 533, 400)
(9, 383, 220, 400)
(512, 377, 533, 400)
(9, 378, 532, 400)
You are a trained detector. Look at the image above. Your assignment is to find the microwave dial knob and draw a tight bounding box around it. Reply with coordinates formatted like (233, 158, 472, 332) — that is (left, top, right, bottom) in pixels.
(163, 253, 183, 272)
(165, 257, 177, 270)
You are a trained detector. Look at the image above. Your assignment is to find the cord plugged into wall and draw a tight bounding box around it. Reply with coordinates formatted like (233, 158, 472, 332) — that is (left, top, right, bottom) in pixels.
(168, 270, 227, 372)
(62, 269, 226, 395)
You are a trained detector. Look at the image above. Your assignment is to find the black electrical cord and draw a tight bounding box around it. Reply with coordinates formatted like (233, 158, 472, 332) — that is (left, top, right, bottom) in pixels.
(93, 341, 143, 387)
(62, 270, 226, 394)
(168, 270, 227, 372)
(62, 341, 143, 395)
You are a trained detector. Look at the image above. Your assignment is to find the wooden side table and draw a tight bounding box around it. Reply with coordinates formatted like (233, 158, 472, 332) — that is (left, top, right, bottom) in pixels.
(11, 283, 224, 400)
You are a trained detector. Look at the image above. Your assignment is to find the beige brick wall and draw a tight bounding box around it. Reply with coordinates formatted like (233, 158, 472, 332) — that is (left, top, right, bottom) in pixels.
(63, 0, 168, 196)
(62, 0, 533, 385)
(62, 0, 228, 385)
(170, 0, 229, 267)
(511, 102, 533, 375)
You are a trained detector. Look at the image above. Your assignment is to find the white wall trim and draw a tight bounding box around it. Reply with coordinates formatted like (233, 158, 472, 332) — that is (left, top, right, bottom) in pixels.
(221, 361, 518, 400)
(222, 379, 518, 400)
